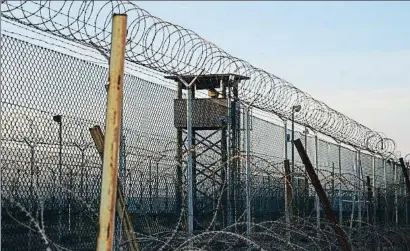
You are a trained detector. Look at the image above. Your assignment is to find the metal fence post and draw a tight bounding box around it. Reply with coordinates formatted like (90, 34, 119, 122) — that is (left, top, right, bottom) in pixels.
(284, 159, 292, 243)
(394, 162, 398, 226)
(399, 158, 410, 197)
(227, 86, 232, 226)
(401, 158, 410, 225)
(51, 115, 63, 243)
(357, 151, 362, 227)
(383, 158, 387, 222)
(187, 83, 194, 236)
(96, 13, 127, 251)
(175, 73, 203, 236)
(176, 82, 183, 215)
(283, 119, 291, 234)
(372, 154, 376, 225)
(245, 107, 252, 243)
(28, 142, 35, 251)
(349, 153, 356, 231)
(284, 120, 288, 160)
(331, 162, 335, 207)
(315, 134, 320, 229)
(338, 144, 343, 225)
(58, 119, 63, 243)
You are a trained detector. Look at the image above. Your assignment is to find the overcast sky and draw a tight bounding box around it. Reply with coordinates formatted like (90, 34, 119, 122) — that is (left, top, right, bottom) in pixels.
(133, 1, 410, 155)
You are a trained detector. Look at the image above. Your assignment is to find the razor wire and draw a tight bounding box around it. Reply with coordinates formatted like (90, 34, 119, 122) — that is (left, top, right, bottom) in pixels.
(0, 0, 399, 157)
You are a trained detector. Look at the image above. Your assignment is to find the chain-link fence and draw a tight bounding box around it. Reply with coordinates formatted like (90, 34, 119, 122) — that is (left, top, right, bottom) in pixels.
(2, 22, 410, 251)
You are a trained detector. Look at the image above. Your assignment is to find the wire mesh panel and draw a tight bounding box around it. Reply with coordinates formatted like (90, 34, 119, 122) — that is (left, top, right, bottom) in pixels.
(343, 148, 356, 173)
(251, 116, 284, 160)
(1, 33, 181, 250)
(316, 139, 330, 184)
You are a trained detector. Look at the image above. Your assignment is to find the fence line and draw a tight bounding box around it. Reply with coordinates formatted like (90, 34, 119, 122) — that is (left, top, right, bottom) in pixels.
(2, 31, 410, 250)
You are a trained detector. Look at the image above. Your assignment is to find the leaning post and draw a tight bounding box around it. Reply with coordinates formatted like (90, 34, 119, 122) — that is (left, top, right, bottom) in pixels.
(96, 13, 128, 251)
(294, 139, 352, 251)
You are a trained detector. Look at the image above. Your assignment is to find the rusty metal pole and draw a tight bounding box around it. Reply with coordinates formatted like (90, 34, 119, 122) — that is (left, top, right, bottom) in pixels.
(96, 13, 127, 251)
(304, 128, 309, 213)
(294, 139, 352, 251)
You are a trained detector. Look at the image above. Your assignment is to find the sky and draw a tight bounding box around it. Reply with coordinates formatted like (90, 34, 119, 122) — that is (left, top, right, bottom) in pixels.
(132, 1, 410, 156)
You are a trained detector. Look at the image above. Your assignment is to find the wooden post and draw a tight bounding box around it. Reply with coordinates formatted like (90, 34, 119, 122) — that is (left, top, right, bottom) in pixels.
(90, 126, 140, 251)
(96, 13, 127, 251)
(294, 139, 351, 251)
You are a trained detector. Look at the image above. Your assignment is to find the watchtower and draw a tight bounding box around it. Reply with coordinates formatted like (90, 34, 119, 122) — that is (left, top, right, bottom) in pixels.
(165, 73, 249, 231)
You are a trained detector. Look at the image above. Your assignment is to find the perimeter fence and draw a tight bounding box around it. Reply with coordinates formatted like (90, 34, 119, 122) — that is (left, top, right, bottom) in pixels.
(1, 1, 410, 251)
(2, 32, 410, 251)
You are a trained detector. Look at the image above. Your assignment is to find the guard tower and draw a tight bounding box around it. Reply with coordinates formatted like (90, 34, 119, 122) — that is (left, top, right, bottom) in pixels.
(165, 73, 249, 231)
